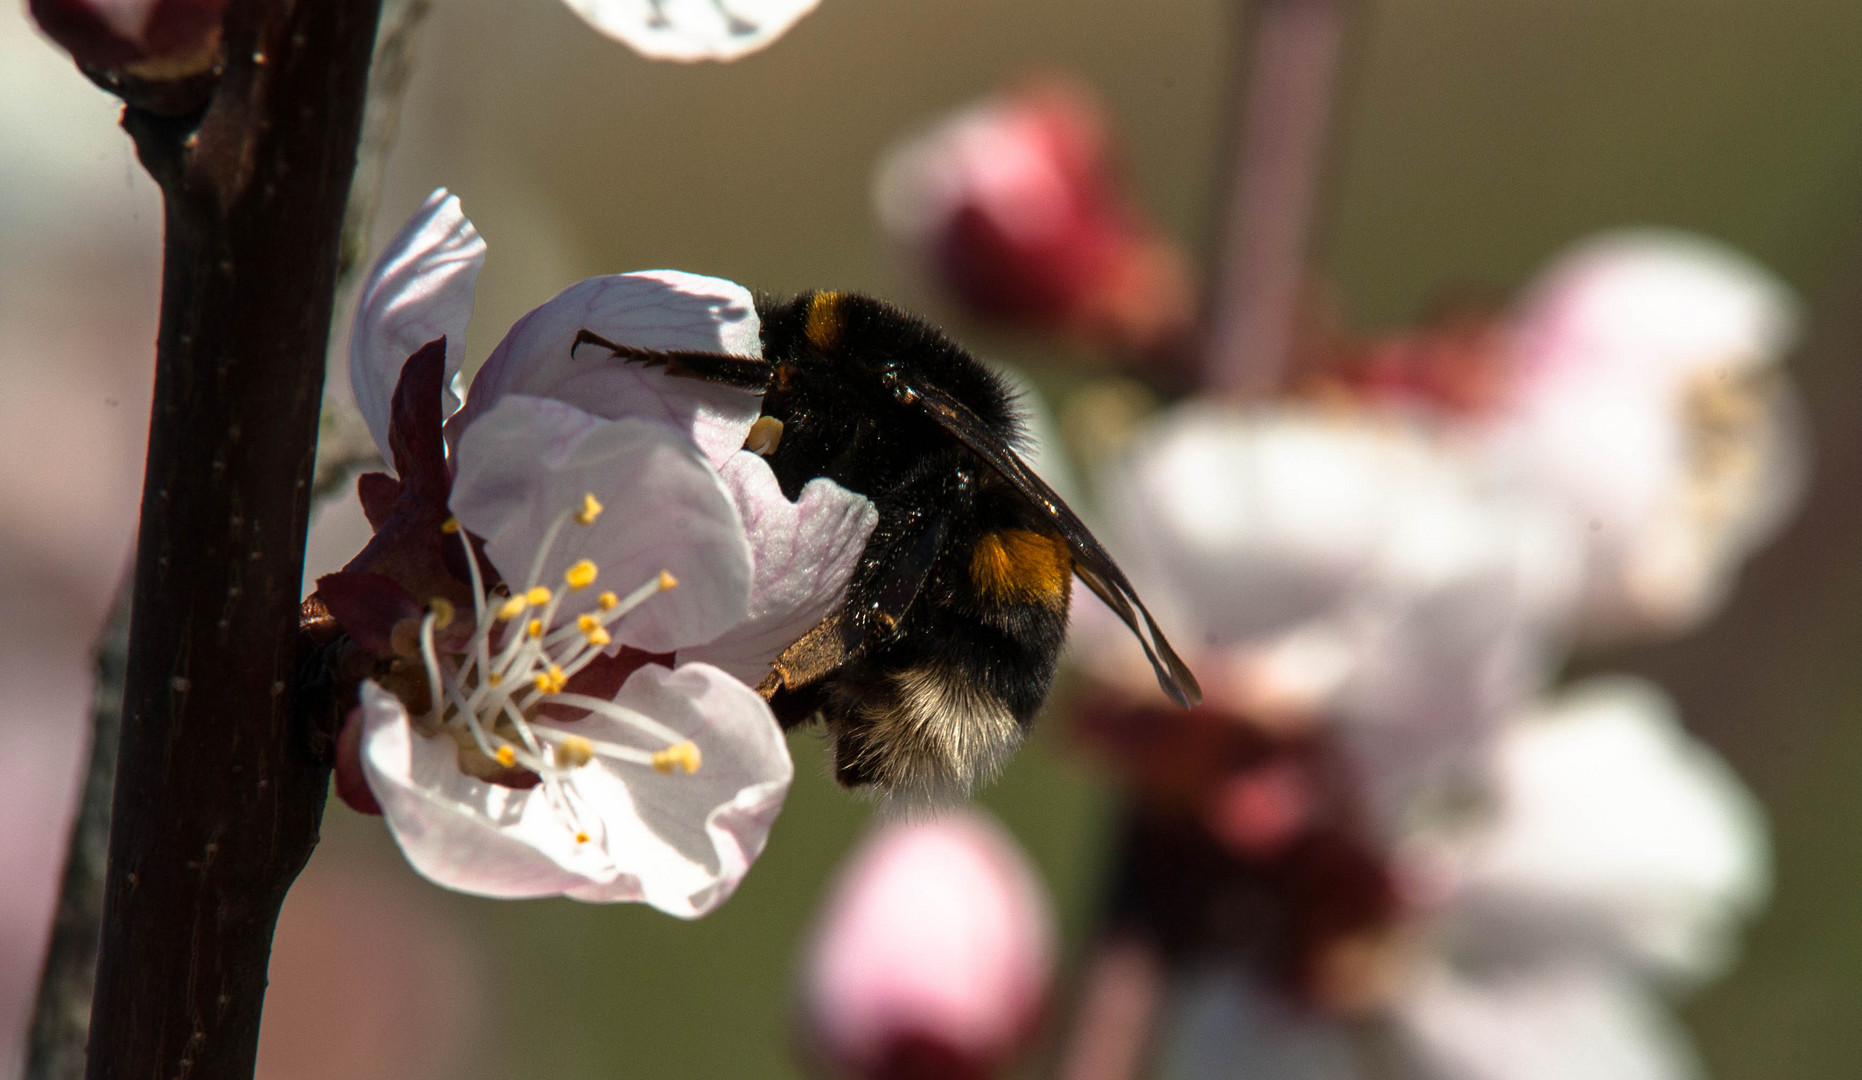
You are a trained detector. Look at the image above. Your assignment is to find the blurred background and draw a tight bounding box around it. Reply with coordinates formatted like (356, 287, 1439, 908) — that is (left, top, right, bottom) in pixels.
(5, 0, 1862, 1077)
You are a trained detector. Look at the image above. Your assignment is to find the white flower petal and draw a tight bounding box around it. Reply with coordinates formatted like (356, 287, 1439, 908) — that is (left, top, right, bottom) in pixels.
(561, 662, 793, 916)
(679, 453, 876, 683)
(350, 189, 486, 462)
(1433, 676, 1769, 985)
(359, 665, 791, 916)
(562, 0, 822, 63)
(451, 271, 763, 468)
(358, 682, 620, 899)
(1101, 405, 1457, 645)
(450, 395, 753, 653)
(1395, 962, 1703, 1080)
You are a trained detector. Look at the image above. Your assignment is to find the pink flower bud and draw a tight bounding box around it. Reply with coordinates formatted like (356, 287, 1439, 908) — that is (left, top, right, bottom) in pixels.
(799, 810, 1057, 1080)
(30, 0, 224, 77)
(874, 79, 1192, 355)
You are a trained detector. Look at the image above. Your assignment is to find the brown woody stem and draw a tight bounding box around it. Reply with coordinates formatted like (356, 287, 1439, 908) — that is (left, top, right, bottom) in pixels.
(82, 0, 383, 1077)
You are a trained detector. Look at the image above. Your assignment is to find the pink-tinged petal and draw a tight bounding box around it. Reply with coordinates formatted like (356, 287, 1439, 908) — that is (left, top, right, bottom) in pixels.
(561, 0, 821, 62)
(358, 682, 611, 899)
(679, 453, 876, 683)
(359, 665, 789, 913)
(351, 189, 485, 462)
(1395, 963, 1701, 1080)
(800, 810, 1057, 1077)
(451, 271, 762, 468)
(559, 662, 792, 915)
(449, 395, 753, 653)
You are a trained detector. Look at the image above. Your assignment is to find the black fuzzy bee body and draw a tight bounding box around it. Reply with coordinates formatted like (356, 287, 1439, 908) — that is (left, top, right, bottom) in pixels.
(575, 291, 1197, 800)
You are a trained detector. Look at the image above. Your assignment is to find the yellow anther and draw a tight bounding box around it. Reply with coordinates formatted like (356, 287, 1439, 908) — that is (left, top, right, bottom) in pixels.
(441, 517, 461, 534)
(486, 672, 503, 688)
(575, 831, 591, 844)
(597, 591, 620, 611)
(495, 745, 517, 767)
(496, 595, 528, 621)
(525, 586, 553, 606)
(585, 626, 611, 647)
(745, 415, 784, 456)
(527, 618, 544, 639)
(555, 734, 595, 769)
(576, 613, 611, 647)
(574, 493, 604, 526)
(564, 559, 599, 590)
(658, 570, 679, 591)
(427, 597, 456, 630)
(652, 740, 702, 775)
(532, 665, 568, 695)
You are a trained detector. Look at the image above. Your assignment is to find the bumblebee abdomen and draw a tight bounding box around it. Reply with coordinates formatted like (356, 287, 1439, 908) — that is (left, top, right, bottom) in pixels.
(968, 528, 1073, 609)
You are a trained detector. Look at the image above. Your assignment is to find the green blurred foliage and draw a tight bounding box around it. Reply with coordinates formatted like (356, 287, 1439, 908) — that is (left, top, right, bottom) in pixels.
(309, 0, 1862, 1076)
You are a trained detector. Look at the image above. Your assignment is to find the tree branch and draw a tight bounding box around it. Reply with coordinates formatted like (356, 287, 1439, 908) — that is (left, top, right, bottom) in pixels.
(80, 0, 384, 1075)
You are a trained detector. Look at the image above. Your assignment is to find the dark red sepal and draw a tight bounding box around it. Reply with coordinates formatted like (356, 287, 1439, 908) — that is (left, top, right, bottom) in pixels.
(333, 707, 384, 816)
(316, 571, 422, 657)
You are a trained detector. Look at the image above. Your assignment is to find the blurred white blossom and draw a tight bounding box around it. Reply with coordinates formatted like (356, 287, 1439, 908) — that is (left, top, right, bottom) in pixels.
(1162, 677, 1767, 1080)
(1492, 230, 1805, 642)
(1082, 403, 1576, 837)
(561, 0, 821, 62)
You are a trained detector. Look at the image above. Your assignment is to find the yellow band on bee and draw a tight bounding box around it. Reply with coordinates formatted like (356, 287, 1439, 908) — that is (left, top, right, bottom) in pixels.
(804, 292, 844, 350)
(968, 529, 1073, 606)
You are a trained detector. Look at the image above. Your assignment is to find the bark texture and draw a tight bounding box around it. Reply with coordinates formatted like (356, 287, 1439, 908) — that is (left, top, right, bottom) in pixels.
(85, 1, 384, 1076)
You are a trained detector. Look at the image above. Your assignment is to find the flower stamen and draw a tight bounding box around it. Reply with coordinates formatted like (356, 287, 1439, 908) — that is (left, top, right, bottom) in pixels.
(407, 497, 707, 852)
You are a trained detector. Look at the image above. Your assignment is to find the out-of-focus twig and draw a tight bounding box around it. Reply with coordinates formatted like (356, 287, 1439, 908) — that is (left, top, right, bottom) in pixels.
(1052, 3, 1359, 1076)
(23, 3, 432, 1075)
(1200, 0, 1357, 396)
(316, 0, 434, 501)
(23, 597, 128, 1080)
(1054, 936, 1167, 1080)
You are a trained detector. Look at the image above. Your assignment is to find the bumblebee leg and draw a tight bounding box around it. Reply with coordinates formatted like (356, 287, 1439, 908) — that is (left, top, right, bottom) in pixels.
(569, 328, 774, 392)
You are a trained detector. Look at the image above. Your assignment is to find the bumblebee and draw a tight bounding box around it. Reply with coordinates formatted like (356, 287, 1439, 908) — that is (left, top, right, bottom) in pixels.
(574, 291, 1199, 801)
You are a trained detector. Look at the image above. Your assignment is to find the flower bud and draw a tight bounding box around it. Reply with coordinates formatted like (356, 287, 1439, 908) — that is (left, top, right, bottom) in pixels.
(874, 79, 1192, 356)
(798, 810, 1057, 1080)
(30, 0, 224, 79)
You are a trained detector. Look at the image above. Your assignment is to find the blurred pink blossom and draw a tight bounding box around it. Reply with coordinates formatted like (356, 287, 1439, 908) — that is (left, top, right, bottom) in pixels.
(874, 79, 1194, 356)
(798, 809, 1058, 1080)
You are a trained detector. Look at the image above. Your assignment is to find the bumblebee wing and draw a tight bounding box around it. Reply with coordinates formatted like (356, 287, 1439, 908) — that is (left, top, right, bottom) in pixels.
(910, 385, 1202, 708)
(571, 329, 774, 392)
